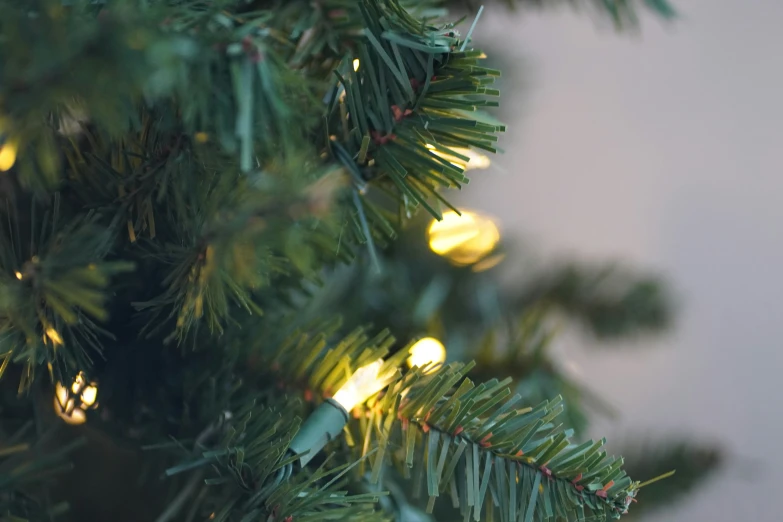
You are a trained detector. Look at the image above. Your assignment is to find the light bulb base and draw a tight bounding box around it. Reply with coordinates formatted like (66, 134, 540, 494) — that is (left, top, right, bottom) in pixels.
(288, 399, 349, 467)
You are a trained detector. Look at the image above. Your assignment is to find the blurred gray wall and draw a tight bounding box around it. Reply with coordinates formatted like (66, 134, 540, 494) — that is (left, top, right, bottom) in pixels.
(463, 1, 783, 520)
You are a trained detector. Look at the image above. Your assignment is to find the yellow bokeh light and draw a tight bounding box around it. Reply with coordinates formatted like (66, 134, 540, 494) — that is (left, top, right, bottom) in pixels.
(71, 372, 84, 394)
(353, 58, 360, 71)
(0, 141, 17, 172)
(54, 382, 84, 425)
(14, 271, 22, 280)
(55, 381, 69, 406)
(81, 384, 98, 407)
(427, 210, 500, 266)
(407, 337, 447, 371)
(54, 371, 98, 425)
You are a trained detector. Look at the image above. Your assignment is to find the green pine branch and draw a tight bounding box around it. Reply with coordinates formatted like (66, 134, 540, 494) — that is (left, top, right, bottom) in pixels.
(517, 264, 671, 341)
(299, 215, 671, 353)
(0, 423, 84, 522)
(152, 401, 389, 522)
(471, 309, 618, 435)
(0, 0, 504, 351)
(0, 1, 682, 520)
(259, 324, 648, 521)
(0, 197, 133, 388)
(369, 370, 634, 522)
(330, 1, 503, 220)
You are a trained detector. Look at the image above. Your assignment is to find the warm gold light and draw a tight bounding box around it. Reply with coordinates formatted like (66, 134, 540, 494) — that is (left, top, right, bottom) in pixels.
(426, 144, 490, 171)
(427, 210, 500, 266)
(0, 141, 17, 172)
(80, 383, 98, 407)
(457, 148, 491, 170)
(352, 58, 360, 71)
(14, 271, 22, 280)
(44, 327, 63, 346)
(407, 337, 446, 371)
(71, 373, 84, 394)
(54, 371, 98, 425)
(332, 359, 391, 411)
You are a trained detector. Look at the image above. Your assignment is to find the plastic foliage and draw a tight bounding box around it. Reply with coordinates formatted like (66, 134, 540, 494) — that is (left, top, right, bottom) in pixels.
(0, 0, 679, 521)
(257, 324, 654, 522)
(1, 422, 84, 522)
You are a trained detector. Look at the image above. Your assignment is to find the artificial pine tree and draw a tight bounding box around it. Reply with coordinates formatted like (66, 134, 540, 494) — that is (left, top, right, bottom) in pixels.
(0, 1, 711, 522)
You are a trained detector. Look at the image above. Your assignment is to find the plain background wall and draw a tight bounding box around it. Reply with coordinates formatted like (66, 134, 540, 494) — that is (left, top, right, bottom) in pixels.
(461, 1, 782, 520)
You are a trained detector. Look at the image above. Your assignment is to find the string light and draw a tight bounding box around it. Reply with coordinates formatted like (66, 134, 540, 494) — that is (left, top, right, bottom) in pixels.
(0, 141, 17, 172)
(54, 371, 98, 425)
(407, 337, 446, 371)
(353, 58, 360, 71)
(44, 327, 64, 346)
(427, 210, 500, 267)
(332, 359, 387, 411)
(290, 359, 396, 466)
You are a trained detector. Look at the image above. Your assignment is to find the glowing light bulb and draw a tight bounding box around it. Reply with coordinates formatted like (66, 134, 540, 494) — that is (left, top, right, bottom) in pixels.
(407, 337, 446, 371)
(289, 359, 397, 467)
(53, 371, 98, 425)
(332, 359, 387, 411)
(55, 381, 69, 406)
(353, 58, 360, 71)
(44, 327, 63, 346)
(80, 383, 98, 407)
(427, 210, 500, 266)
(71, 372, 85, 393)
(0, 141, 17, 172)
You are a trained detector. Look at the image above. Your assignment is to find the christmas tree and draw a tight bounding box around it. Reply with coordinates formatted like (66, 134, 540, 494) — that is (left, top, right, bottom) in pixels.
(0, 1, 717, 522)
